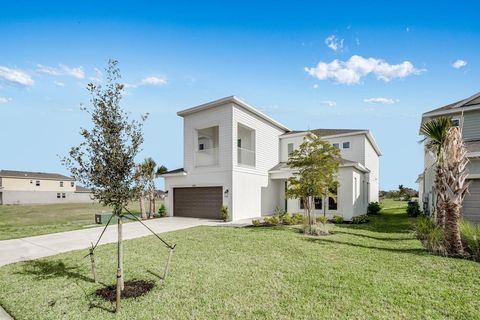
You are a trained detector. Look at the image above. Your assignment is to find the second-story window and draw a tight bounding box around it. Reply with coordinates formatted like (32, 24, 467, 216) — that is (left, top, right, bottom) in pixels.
(287, 143, 294, 155)
(196, 126, 219, 167)
(333, 143, 339, 149)
(452, 118, 460, 127)
(60, 181, 64, 187)
(343, 142, 350, 149)
(71, 182, 74, 187)
(237, 123, 256, 167)
(36, 180, 40, 186)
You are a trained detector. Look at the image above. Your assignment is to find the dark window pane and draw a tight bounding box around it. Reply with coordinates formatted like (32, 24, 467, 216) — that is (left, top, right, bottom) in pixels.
(314, 198, 322, 209)
(329, 197, 337, 210)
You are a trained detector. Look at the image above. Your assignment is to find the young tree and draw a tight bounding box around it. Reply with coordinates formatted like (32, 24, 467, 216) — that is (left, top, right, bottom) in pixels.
(140, 158, 167, 218)
(286, 134, 341, 233)
(442, 126, 470, 255)
(420, 117, 452, 227)
(134, 164, 148, 220)
(62, 60, 147, 312)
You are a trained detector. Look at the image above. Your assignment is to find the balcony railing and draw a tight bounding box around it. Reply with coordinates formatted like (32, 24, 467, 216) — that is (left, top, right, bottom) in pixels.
(196, 147, 218, 167)
(237, 147, 255, 167)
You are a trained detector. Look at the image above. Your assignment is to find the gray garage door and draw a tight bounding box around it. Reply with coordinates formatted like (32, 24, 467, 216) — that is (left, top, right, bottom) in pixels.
(463, 179, 480, 224)
(173, 187, 223, 219)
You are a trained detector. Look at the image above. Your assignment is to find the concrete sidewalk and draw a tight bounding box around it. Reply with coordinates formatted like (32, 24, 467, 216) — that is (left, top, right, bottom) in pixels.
(0, 217, 222, 267)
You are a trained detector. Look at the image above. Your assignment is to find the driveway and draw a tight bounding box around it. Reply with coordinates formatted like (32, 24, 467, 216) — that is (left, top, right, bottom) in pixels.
(0, 217, 222, 267)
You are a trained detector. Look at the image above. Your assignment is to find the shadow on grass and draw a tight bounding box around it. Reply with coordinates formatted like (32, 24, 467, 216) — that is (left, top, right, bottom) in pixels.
(15, 260, 94, 283)
(303, 237, 426, 256)
(336, 213, 416, 234)
(333, 230, 414, 242)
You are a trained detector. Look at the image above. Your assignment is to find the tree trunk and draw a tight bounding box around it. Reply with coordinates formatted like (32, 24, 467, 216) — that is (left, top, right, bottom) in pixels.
(116, 210, 124, 312)
(444, 202, 463, 255)
(152, 190, 156, 217)
(140, 195, 146, 220)
(435, 164, 446, 228)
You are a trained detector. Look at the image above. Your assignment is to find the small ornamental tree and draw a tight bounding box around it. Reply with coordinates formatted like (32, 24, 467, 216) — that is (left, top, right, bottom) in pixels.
(140, 158, 167, 218)
(286, 133, 341, 234)
(62, 59, 147, 311)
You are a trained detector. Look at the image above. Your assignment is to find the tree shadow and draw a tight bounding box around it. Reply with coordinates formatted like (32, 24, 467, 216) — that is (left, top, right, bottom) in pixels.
(335, 213, 416, 234)
(333, 230, 414, 242)
(15, 259, 94, 283)
(303, 237, 426, 256)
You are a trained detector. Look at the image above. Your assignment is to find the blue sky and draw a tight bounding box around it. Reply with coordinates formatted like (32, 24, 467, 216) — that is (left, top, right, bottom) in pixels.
(1, 1, 479, 190)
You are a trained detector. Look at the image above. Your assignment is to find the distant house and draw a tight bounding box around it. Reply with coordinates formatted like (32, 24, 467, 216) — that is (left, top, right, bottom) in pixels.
(0, 170, 94, 205)
(418, 92, 480, 223)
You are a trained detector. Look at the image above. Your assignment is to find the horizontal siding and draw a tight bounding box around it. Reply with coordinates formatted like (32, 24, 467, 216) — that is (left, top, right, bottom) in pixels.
(464, 110, 480, 140)
(463, 179, 480, 224)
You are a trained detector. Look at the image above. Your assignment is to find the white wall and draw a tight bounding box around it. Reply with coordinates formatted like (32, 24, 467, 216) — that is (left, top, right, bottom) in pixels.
(279, 134, 308, 162)
(363, 138, 380, 202)
(323, 135, 365, 164)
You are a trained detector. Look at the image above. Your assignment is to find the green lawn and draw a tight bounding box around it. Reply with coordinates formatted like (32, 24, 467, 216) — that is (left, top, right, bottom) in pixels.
(0, 202, 147, 240)
(0, 201, 479, 319)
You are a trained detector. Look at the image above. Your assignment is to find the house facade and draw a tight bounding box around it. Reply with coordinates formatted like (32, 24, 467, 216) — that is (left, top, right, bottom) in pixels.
(418, 92, 480, 223)
(0, 170, 94, 205)
(162, 96, 381, 221)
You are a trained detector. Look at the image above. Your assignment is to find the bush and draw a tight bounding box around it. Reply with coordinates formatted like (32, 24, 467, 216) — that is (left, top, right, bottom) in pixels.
(221, 206, 229, 222)
(252, 219, 261, 227)
(332, 214, 344, 224)
(281, 213, 294, 225)
(292, 213, 304, 225)
(316, 216, 328, 224)
(263, 215, 280, 226)
(302, 224, 329, 236)
(406, 201, 422, 217)
(157, 204, 167, 217)
(460, 220, 480, 260)
(414, 217, 446, 255)
(351, 214, 369, 224)
(274, 206, 287, 219)
(367, 202, 381, 215)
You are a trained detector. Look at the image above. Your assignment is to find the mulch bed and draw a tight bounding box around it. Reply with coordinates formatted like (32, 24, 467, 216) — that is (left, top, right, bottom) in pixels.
(96, 280, 155, 302)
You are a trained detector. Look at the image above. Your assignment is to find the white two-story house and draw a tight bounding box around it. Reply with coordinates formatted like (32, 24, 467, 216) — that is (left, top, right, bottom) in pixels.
(418, 92, 480, 223)
(161, 96, 381, 221)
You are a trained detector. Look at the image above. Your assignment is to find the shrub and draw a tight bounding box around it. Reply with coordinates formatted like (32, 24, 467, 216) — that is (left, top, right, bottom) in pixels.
(302, 224, 329, 236)
(263, 215, 280, 226)
(406, 201, 422, 217)
(460, 220, 480, 260)
(274, 206, 287, 219)
(316, 216, 328, 224)
(157, 204, 167, 217)
(367, 202, 381, 215)
(281, 213, 294, 225)
(351, 214, 369, 224)
(251, 219, 261, 227)
(221, 206, 229, 222)
(292, 213, 304, 225)
(332, 214, 344, 224)
(414, 217, 446, 255)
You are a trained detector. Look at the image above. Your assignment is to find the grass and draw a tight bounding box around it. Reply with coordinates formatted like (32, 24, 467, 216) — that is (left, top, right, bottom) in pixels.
(0, 200, 479, 319)
(0, 201, 151, 240)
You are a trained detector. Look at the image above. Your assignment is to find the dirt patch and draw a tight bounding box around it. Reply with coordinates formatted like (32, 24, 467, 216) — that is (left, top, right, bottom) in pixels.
(96, 280, 155, 301)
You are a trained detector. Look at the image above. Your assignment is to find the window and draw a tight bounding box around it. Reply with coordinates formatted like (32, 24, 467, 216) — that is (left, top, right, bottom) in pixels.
(237, 139, 242, 148)
(35, 180, 40, 186)
(354, 177, 357, 199)
(314, 198, 322, 210)
(198, 143, 205, 150)
(328, 197, 337, 210)
(343, 142, 350, 149)
(60, 181, 64, 187)
(71, 182, 74, 187)
(333, 143, 339, 149)
(452, 118, 460, 127)
(57, 193, 61, 198)
(237, 124, 256, 167)
(287, 143, 294, 155)
(62, 193, 66, 198)
(30, 180, 33, 184)
(300, 198, 304, 209)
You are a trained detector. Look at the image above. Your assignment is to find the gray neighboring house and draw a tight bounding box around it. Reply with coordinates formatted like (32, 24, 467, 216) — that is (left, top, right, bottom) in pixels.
(418, 92, 480, 223)
(0, 170, 94, 205)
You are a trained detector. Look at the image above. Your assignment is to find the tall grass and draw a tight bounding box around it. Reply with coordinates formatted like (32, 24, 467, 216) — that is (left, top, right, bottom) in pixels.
(460, 219, 480, 260)
(414, 217, 446, 255)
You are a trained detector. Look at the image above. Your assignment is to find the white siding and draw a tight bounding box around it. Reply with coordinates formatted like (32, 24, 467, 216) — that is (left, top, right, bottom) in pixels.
(279, 134, 308, 162)
(364, 137, 380, 202)
(323, 135, 365, 164)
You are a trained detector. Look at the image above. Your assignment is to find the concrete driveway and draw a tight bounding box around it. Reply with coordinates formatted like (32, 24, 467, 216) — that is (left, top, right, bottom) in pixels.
(0, 217, 222, 267)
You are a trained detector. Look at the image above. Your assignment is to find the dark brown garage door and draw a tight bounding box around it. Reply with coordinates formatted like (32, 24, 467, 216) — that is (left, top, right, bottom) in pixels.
(463, 180, 480, 224)
(173, 187, 223, 219)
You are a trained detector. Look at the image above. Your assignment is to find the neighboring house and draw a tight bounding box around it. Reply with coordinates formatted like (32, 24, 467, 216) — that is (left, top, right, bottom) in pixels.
(0, 170, 94, 205)
(418, 92, 480, 223)
(161, 96, 381, 221)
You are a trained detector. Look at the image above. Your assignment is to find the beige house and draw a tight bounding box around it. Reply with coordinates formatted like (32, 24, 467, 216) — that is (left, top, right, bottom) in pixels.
(0, 170, 94, 205)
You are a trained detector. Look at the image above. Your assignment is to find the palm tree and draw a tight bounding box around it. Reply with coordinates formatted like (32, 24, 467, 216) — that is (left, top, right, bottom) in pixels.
(140, 158, 168, 218)
(420, 117, 452, 227)
(441, 126, 470, 255)
(134, 165, 147, 219)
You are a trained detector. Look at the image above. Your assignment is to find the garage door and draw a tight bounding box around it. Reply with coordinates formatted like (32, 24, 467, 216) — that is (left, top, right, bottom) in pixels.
(463, 179, 480, 224)
(173, 187, 223, 219)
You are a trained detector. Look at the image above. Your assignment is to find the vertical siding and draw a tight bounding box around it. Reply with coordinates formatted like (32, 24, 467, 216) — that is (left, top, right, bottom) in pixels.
(463, 110, 480, 140)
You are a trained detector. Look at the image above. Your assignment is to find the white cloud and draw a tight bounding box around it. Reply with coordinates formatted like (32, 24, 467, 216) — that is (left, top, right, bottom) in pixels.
(313, 84, 319, 89)
(0, 97, 12, 104)
(305, 55, 425, 85)
(452, 59, 467, 69)
(141, 76, 167, 86)
(0, 66, 34, 86)
(364, 97, 399, 104)
(325, 35, 344, 52)
(90, 68, 103, 82)
(54, 81, 65, 87)
(37, 64, 85, 79)
(321, 100, 337, 107)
